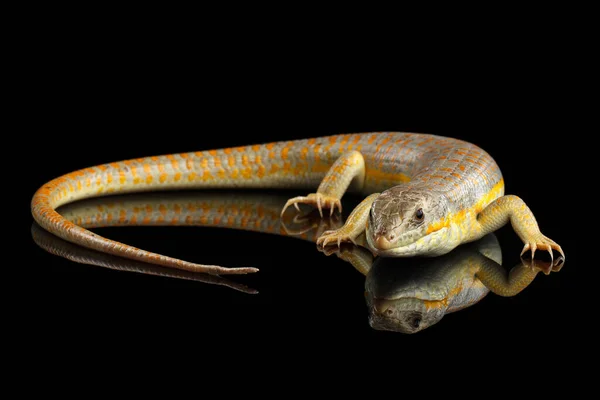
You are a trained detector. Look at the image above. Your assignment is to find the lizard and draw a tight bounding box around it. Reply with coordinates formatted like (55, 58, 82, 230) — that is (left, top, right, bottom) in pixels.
(31, 132, 564, 275)
(31, 191, 563, 334)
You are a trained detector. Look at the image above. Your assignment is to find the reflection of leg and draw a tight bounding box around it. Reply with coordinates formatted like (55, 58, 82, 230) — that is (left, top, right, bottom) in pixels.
(280, 210, 343, 242)
(474, 195, 564, 262)
(476, 255, 563, 297)
(281, 151, 365, 217)
(317, 193, 379, 248)
(320, 244, 374, 276)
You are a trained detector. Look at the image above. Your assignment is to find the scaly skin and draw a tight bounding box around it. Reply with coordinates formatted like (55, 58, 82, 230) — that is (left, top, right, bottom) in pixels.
(32, 192, 564, 334)
(31, 132, 564, 274)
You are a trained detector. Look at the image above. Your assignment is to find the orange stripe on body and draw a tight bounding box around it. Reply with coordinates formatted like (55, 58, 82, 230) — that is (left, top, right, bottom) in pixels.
(366, 168, 410, 184)
(119, 209, 127, 223)
(256, 155, 265, 178)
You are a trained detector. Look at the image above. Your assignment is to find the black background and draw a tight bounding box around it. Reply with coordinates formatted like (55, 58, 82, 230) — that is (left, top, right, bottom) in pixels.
(16, 20, 584, 387)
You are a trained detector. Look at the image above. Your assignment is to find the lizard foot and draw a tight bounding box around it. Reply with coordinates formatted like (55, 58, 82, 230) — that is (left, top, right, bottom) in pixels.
(281, 193, 342, 218)
(316, 226, 357, 249)
(520, 234, 565, 265)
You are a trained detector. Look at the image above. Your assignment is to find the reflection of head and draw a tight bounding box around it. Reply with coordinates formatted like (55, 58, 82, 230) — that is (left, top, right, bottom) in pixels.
(365, 234, 500, 333)
(367, 296, 445, 334)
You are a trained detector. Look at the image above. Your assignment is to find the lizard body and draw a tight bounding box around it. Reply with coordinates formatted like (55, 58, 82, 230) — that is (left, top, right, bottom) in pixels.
(31, 132, 563, 274)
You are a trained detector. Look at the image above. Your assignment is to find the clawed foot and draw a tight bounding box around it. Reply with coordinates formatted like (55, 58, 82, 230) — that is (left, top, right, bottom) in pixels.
(281, 193, 342, 218)
(316, 227, 356, 249)
(520, 234, 565, 265)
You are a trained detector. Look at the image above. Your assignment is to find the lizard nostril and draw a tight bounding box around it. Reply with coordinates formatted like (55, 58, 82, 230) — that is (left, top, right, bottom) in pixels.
(388, 233, 395, 241)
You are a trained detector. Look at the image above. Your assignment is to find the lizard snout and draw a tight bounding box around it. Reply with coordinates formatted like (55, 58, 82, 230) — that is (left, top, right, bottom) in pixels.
(374, 233, 396, 250)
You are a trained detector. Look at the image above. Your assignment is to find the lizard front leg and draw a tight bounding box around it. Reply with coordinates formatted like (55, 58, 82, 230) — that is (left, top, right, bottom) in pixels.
(281, 150, 365, 217)
(473, 195, 565, 262)
(316, 193, 380, 249)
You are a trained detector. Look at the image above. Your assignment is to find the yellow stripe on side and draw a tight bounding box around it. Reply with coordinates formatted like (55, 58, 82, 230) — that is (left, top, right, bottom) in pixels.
(474, 178, 504, 213)
(426, 178, 504, 235)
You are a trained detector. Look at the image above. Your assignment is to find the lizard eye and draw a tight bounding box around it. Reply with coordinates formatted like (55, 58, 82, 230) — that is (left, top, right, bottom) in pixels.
(415, 208, 424, 221)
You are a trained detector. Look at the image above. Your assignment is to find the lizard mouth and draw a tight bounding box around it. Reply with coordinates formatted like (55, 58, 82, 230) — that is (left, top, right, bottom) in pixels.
(366, 224, 422, 251)
(366, 226, 450, 257)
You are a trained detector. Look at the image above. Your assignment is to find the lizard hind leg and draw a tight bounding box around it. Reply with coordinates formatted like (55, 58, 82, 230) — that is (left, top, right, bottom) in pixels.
(281, 150, 366, 218)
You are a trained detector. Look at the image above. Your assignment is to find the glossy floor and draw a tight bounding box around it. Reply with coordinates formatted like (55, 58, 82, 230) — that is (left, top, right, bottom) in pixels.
(28, 190, 571, 341)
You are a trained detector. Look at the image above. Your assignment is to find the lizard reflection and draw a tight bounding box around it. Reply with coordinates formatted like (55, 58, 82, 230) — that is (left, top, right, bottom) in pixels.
(32, 191, 334, 294)
(361, 235, 563, 333)
(318, 229, 563, 333)
(31, 222, 258, 294)
(32, 191, 563, 332)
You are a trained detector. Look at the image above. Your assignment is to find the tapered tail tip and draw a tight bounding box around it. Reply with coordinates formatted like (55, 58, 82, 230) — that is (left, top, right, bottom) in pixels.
(218, 267, 260, 275)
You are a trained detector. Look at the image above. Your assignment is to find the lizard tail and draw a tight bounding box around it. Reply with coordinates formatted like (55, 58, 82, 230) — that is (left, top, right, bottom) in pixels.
(31, 138, 330, 274)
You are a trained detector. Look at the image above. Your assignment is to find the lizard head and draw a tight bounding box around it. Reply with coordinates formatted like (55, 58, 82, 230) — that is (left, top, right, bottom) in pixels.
(366, 187, 457, 257)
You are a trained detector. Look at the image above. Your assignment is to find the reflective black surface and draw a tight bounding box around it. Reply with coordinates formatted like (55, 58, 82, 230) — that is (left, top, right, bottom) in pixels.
(28, 188, 570, 338)
(19, 63, 580, 376)
(32, 203, 564, 336)
(366, 234, 563, 333)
